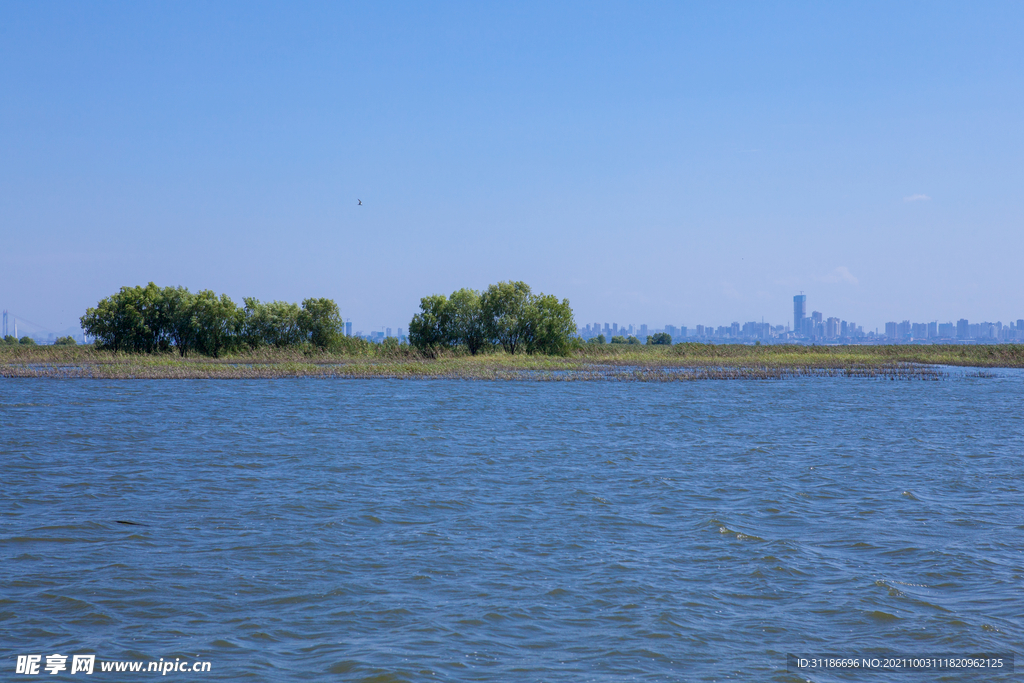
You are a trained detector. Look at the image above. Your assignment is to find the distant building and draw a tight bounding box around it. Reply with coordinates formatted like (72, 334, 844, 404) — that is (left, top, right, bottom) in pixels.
(957, 319, 969, 339)
(345, 322, 352, 337)
(793, 295, 806, 333)
(825, 317, 840, 339)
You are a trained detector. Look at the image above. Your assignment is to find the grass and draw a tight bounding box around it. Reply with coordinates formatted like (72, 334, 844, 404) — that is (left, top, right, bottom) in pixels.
(2, 342, 1021, 380)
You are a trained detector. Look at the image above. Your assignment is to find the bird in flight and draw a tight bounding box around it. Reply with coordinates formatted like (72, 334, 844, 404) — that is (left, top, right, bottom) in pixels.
(357, 199, 362, 205)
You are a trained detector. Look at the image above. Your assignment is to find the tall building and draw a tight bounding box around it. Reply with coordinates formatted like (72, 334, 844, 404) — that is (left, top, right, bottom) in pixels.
(344, 321, 352, 337)
(957, 319, 969, 339)
(793, 295, 806, 333)
(825, 317, 840, 339)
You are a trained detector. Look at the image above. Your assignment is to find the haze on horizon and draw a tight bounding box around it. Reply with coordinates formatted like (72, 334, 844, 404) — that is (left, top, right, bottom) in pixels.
(2, 2, 1022, 336)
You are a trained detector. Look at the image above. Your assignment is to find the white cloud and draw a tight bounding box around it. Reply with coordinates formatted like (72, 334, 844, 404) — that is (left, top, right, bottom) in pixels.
(817, 266, 859, 285)
(903, 194, 931, 202)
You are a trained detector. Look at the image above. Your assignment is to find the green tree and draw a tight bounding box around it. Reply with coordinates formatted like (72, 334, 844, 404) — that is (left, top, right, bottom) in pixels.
(164, 287, 199, 356)
(241, 299, 303, 349)
(54, 336, 77, 346)
(526, 294, 576, 355)
(19, 336, 36, 345)
(481, 281, 533, 354)
(647, 332, 672, 345)
(447, 288, 487, 354)
(299, 297, 344, 349)
(586, 334, 606, 345)
(610, 335, 627, 344)
(626, 335, 641, 345)
(189, 291, 242, 357)
(82, 283, 342, 357)
(80, 282, 171, 353)
(409, 294, 452, 353)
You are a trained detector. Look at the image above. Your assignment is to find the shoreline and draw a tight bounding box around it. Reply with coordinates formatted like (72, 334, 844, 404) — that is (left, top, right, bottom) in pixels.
(3, 344, 1022, 380)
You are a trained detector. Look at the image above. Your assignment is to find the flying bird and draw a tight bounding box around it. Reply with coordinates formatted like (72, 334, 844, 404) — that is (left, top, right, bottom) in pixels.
(357, 199, 362, 205)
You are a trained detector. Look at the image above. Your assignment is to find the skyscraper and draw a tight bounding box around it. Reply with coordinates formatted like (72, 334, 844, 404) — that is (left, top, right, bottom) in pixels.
(793, 295, 806, 333)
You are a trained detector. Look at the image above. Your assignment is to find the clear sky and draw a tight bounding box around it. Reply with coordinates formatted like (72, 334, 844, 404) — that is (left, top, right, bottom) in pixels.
(3, 2, 1023, 336)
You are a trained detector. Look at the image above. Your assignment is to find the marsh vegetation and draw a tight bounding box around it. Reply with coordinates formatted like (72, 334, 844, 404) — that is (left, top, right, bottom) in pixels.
(3, 342, 1021, 380)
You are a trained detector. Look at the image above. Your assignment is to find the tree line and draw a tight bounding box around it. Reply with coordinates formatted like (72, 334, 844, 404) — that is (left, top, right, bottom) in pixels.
(586, 331, 673, 345)
(408, 281, 576, 355)
(80, 283, 343, 356)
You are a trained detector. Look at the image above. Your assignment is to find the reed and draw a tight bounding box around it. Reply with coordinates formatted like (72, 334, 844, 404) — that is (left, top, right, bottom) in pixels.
(5, 342, 1017, 380)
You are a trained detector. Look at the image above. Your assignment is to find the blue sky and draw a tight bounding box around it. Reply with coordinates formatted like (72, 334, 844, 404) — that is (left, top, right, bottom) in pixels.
(2, 2, 1022, 336)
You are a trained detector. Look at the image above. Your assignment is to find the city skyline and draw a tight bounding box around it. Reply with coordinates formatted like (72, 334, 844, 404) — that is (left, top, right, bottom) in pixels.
(6, 289, 1022, 346)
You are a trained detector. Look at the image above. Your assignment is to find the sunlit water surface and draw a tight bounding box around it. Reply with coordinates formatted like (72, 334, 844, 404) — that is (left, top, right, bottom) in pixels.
(2, 373, 1022, 681)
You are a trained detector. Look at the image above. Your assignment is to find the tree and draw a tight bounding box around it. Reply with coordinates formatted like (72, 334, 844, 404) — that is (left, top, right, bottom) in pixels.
(447, 288, 487, 354)
(189, 291, 242, 357)
(54, 336, 77, 346)
(80, 282, 171, 353)
(165, 287, 199, 356)
(526, 294, 576, 355)
(610, 335, 627, 344)
(82, 283, 343, 356)
(481, 281, 533, 354)
(586, 334, 606, 345)
(299, 297, 343, 349)
(647, 332, 672, 345)
(409, 294, 452, 353)
(403, 281, 580, 356)
(19, 336, 36, 345)
(241, 298, 303, 349)
(626, 335, 641, 345)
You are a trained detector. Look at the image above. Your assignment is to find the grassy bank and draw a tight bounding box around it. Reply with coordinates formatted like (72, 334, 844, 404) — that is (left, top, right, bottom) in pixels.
(2, 343, 1021, 380)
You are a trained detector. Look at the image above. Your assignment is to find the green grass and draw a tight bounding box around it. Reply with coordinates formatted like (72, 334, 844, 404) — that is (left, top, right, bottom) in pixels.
(3, 342, 1022, 380)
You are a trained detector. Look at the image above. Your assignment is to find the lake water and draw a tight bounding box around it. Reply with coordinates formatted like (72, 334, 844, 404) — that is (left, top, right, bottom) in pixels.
(2, 373, 1022, 681)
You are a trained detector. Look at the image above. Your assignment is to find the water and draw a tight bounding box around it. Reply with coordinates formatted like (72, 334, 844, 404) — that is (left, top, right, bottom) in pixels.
(2, 373, 1022, 681)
